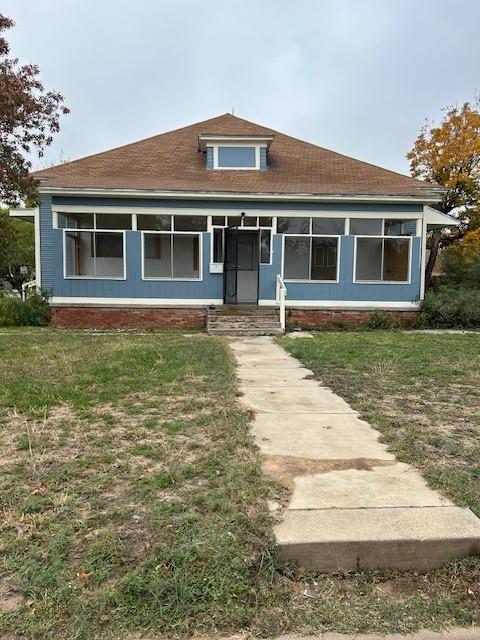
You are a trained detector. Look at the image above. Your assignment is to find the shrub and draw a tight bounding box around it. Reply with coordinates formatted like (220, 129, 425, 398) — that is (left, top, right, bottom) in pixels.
(363, 311, 400, 330)
(418, 286, 480, 328)
(0, 291, 50, 326)
(441, 252, 480, 288)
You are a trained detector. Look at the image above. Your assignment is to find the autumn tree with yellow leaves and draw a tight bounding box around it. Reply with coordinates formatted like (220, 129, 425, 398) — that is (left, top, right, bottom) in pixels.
(407, 99, 480, 288)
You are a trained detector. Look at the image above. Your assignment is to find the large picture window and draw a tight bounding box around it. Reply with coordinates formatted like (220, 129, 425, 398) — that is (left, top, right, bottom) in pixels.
(284, 236, 339, 281)
(355, 237, 411, 282)
(143, 232, 201, 280)
(353, 218, 414, 283)
(62, 213, 126, 279)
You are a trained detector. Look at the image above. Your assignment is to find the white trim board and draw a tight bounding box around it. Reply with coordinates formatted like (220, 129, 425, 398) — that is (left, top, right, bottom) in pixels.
(50, 297, 223, 307)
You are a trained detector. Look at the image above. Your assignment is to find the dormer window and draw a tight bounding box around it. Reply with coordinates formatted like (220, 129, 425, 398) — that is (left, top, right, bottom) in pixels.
(216, 146, 257, 169)
(198, 133, 274, 170)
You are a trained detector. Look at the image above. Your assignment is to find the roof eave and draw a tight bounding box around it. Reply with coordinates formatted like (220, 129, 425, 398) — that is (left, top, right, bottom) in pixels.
(37, 186, 442, 204)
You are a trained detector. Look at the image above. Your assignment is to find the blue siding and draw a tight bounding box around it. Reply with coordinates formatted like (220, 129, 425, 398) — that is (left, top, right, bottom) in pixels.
(39, 195, 54, 292)
(206, 147, 213, 169)
(41, 196, 424, 305)
(260, 147, 267, 170)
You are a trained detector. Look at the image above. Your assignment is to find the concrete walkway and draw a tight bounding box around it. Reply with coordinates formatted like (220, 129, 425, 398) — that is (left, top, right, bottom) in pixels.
(230, 337, 480, 572)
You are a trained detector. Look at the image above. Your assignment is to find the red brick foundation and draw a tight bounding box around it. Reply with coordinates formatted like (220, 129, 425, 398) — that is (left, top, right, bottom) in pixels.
(288, 308, 419, 328)
(51, 306, 207, 329)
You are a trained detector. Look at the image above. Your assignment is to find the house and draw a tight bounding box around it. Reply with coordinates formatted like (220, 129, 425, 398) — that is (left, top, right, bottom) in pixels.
(10, 113, 456, 331)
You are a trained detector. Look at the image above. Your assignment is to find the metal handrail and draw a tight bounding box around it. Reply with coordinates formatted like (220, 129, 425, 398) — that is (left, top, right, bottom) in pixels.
(276, 274, 287, 332)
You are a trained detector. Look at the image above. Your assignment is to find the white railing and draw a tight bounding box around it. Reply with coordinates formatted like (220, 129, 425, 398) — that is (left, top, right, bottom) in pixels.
(21, 280, 37, 301)
(276, 274, 287, 332)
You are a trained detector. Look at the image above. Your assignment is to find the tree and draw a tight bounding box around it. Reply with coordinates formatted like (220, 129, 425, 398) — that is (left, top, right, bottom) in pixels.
(0, 207, 34, 290)
(407, 99, 480, 288)
(0, 13, 69, 206)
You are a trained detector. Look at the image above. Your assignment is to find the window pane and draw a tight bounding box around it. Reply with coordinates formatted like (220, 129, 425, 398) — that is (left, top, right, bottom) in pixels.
(311, 238, 338, 280)
(217, 146, 256, 168)
(260, 229, 271, 264)
(355, 237, 383, 281)
(384, 219, 416, 236)
(243, 216, 257, 227)
(144, 234, 171, 278)
(277, 217, 310, 234)
(213, 228, 224, 263)
(65, 231, 94, 276)
(350, 219, 383, 235)
(59, 213, 94, 229)
(137, 214, 171, 231)
(95, 233, 124, 277)
(284, 237, 310, 279)
(258, 217, 272, 227)
(383, 238, 409, 281)
(173, 235, 200, 278)
(227, 216, 241, 227)
(174, 215, 207, 231)
(312, 218, 345, 235)
(212, 216, 226, 226)
(96, 214, 131, 230)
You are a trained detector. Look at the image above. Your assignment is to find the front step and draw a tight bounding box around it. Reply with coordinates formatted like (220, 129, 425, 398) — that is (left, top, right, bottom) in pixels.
(207, 306, 283, 336)
(275, 507, 480, 571)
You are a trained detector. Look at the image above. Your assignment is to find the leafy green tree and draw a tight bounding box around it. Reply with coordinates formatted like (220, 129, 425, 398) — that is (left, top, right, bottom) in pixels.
(0, 207, 34, 290)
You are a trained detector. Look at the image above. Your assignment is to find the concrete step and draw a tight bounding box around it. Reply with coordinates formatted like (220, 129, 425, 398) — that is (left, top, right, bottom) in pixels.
(208, 323, 282, 330)
(208, 318, 281, 325)
(275, 506, 480, 571)
(209, 328, 284, 336)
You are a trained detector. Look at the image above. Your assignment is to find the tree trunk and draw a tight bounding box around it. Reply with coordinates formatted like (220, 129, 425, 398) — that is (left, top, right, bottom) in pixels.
(425, 228, 441, 290)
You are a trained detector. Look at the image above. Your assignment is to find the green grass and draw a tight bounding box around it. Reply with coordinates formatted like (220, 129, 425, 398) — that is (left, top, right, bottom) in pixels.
(0, 330, 285, 639)
(2, 329, 480, 639)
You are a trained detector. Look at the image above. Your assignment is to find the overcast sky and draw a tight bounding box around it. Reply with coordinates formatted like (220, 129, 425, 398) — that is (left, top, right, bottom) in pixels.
(4, 0, 480, 175)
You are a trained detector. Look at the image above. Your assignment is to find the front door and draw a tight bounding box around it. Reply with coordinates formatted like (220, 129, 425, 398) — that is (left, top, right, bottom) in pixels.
(224, 228, 259, 304)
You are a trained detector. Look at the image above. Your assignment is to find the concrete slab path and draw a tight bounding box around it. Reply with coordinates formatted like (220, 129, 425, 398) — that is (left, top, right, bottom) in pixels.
(230, 336, 480, 572)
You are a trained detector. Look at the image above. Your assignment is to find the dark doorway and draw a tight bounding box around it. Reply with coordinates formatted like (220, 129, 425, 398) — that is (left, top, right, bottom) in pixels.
(224, 228, 259, 304)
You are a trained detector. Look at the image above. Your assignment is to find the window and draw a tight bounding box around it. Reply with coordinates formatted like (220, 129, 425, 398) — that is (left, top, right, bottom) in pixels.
(352, 218, 415, 283)
(65, 231, 124, 278)
(277, 217, 310, 234)
(217, 146, 256, 168)
(350, 218, 383, 235)
(174, 215, 207, 232)
(312, 218, 345, 235)
(260, 229, 271, 264)
(355, 237, 410, 282)
(284, 236, 339, 281)
(143, 232, 201, 280)
(59, 212, 132, 230)
(62, 213, 126, 279)
(213, 228, 224, 263)
(137, 214, 171, 231)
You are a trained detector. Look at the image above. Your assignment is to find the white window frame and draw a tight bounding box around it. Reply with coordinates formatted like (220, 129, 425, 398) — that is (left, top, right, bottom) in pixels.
(281, 233, 341, 283)
(353, 235, 413, 284)
(211, 143, 263, 170)
(141, 230, 203, 282)
(63, 228, 127, 280)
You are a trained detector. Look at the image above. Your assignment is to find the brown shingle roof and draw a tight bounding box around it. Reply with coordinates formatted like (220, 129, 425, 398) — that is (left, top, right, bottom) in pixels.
(33, 113, 438, 198)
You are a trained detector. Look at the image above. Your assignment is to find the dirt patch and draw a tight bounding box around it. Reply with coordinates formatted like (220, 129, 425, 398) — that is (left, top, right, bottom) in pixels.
(0, 577, 23, 613)
(263, 455, 396, 489)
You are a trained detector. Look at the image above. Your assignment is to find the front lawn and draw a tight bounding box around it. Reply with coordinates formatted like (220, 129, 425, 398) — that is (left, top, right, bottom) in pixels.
(0, 330, 284, 639)
(1, 329, 480, 639)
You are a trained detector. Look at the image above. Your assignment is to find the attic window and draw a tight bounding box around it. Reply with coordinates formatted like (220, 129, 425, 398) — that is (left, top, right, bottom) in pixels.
(217, 146, 257, 169)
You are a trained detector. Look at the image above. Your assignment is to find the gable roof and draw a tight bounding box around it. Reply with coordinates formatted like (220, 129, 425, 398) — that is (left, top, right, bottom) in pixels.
(33, 113, 440, 199)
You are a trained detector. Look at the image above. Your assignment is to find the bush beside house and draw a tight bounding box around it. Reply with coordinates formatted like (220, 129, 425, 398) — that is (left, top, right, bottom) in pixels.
(0, 291, 50, 326)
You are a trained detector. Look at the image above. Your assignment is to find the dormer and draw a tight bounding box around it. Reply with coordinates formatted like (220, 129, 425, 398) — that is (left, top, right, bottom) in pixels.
(198, 134, 274, 170)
